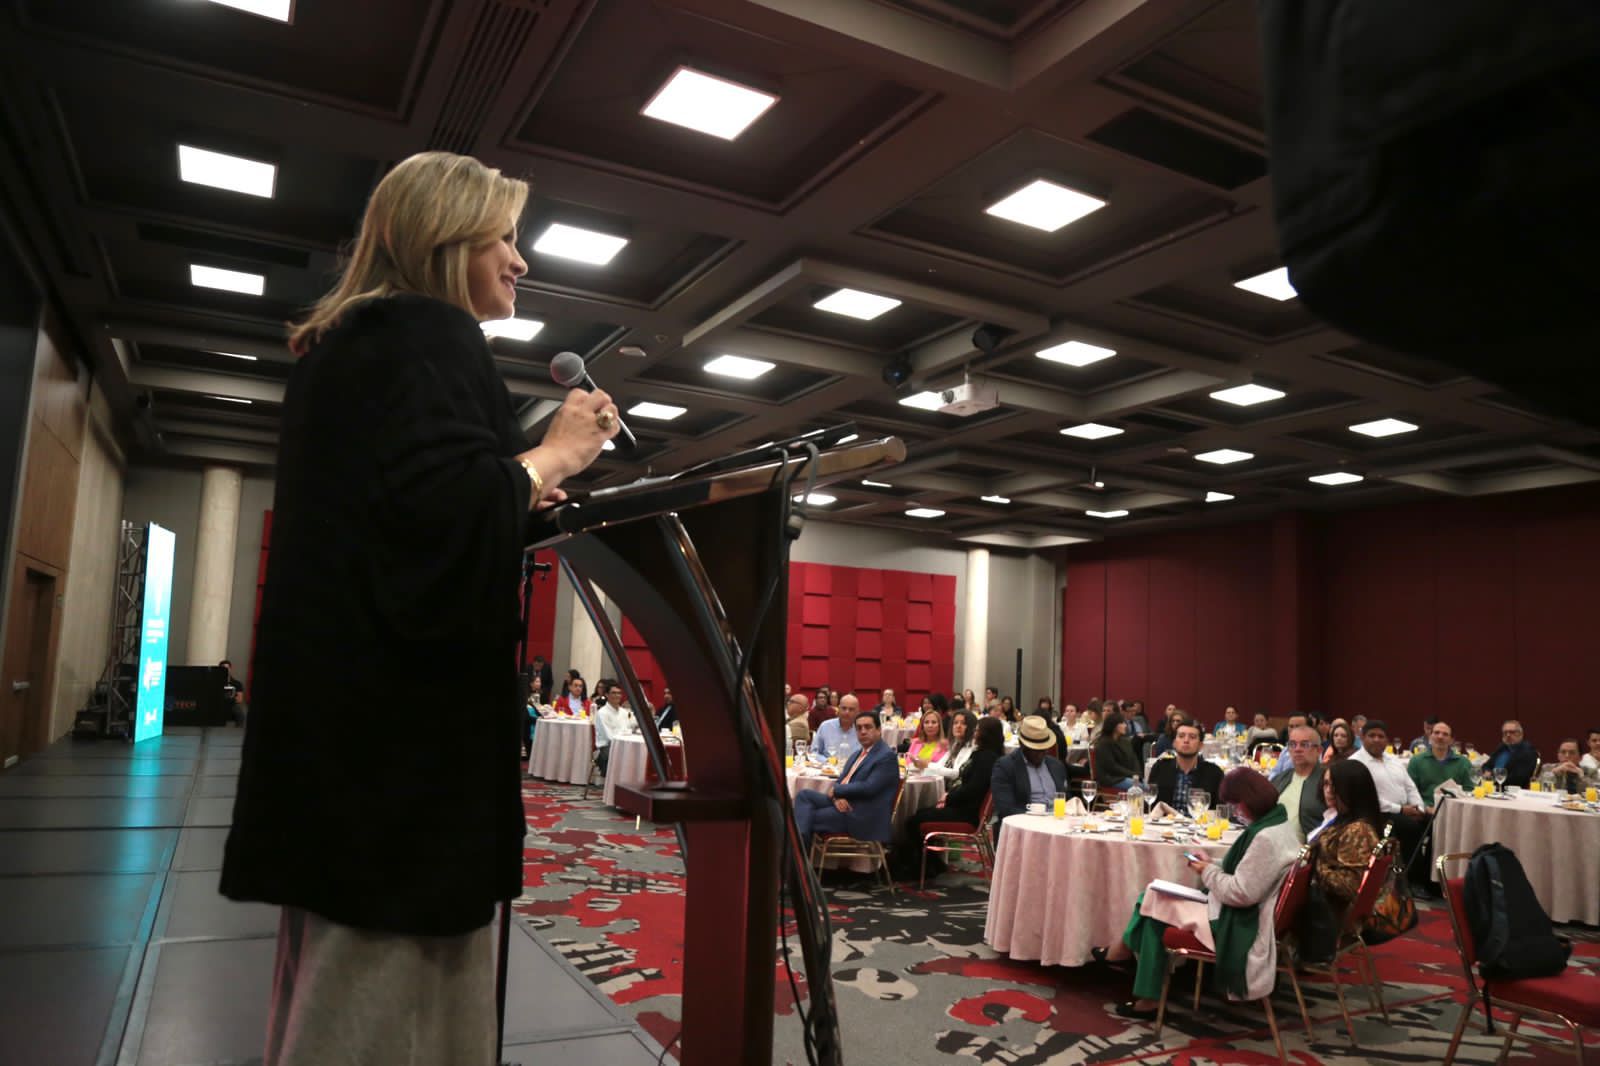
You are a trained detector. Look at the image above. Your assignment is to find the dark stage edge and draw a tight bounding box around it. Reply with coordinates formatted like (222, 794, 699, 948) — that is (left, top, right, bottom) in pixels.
(0, 726, 664, 1066)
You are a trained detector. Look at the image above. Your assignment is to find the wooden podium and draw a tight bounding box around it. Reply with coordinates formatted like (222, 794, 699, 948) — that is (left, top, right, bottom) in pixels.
(524, 435, 903, 1066)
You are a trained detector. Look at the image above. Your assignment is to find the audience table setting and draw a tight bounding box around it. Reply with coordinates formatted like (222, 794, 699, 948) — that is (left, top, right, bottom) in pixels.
(527, 711, 596, 785)
(602, 728, 685, 808)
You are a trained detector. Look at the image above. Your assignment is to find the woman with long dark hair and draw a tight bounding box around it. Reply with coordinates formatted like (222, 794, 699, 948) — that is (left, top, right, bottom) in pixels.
(924, 710, 979, 779)
(1308, 760, 1383, 912)
(1324, 719, 1358, 764)
(1093, 710, 1143, 790)
(903, 715, 1006, 879)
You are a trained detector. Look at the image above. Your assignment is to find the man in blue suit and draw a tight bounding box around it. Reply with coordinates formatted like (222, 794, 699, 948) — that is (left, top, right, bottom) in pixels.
(793, 710, 898, 854)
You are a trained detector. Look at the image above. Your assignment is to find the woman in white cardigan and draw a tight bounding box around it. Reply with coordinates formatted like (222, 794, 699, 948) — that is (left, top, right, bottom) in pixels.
(920, 710, 979, 780)
(1117, 767, 1303, 1017)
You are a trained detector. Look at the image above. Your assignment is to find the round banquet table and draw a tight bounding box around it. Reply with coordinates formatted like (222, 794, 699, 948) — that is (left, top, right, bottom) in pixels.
(788, 765, 945, 871)
(526, 716, 593, 784)
(1432, 790, 1600, 924)
(601, 733, 685, 808)
(984, 813, 1236, 967)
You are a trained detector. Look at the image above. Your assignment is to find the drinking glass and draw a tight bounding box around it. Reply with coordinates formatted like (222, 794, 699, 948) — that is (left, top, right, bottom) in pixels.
(1080, 781, 1098, 808)
(1189, 791, 1210, 823)
(1053, 791, 1067, 819)
(1493, 767, 1508, 791)
(1144, 790, 1159, 816)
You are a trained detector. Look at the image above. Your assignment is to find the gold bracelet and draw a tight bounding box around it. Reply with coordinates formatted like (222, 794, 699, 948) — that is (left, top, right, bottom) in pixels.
(518, 457, 544, 505)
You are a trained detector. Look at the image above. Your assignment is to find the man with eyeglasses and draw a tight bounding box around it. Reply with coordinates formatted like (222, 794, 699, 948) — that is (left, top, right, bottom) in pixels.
(1273, 724, 1327, 840)
(1485, 719, 1538, 788)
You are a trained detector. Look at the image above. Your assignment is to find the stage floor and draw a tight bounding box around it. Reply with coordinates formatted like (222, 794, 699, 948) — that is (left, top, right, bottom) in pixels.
(0, 726, 663, 1066)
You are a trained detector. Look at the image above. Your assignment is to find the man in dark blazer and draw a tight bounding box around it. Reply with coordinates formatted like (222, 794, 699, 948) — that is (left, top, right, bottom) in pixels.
(793, 710, 898, 853)
(1147, 721, 1225, 810)
(1273, 724, 1328, 840)
(653, 687, 677, 731)
(1485, 719, 1539, 788)
(991, 716, 1071, 835)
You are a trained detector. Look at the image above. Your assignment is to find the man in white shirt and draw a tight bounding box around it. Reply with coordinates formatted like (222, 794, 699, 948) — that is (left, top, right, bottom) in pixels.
(1349, 719, 1429, 891)
(1583, 729, 1600, 776)
(810, 694, 863, 762)
(594, 682, 634, 773)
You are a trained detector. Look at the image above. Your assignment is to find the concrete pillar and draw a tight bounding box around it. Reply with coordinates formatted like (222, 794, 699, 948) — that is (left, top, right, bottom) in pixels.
(567, 584, 606, 687)
(186, 465, 241, 665)
(961, 547, 990, 696)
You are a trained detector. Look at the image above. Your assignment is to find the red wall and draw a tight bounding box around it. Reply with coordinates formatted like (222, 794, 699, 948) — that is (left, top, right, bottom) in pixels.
(1061, 484, 1600, 751)
(522, 548, 559, 668)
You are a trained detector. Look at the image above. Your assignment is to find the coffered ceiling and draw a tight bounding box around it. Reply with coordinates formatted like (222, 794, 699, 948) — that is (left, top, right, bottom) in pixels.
(2, 0, 1596, 546)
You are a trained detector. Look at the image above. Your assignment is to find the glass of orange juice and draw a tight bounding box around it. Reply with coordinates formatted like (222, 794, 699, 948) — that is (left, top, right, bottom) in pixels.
(1586, 786, 1598, 803)
(1128, 814, 1144, 838)
(784, 755, 794, 769)
(1530, 780, 1542, 792)
(1206, 820, 1224, 841)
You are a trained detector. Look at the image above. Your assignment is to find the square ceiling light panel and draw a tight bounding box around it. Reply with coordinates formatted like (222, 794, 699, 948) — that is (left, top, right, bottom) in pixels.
(1349, 418, 1418, 438)
(190, 264, 264, 295)
(704, 354, 775, 379)
(1036, 340, 1116, 367)
(628, 401, 687, 420)
(1210, 383, 1286, 406)
(1309, 471, 1364, 486)
(178, 145, 276, 197)
(906, 507, 945, 518)
(985, 179, 1106, 232)
(641, 66, 778, 141)
(898, 391, 945, 411)
(1233, 267, 1297, 301)
(204, 0, 292, 20)
(813, 288, 901, 320)
(1086, 509, 1129, 518)
(1060, 422, 1124, 440)
(1205, 491, 1235, 502)
(533, 223, 629, 266)
(480, 317, 544, 341)
(1195, 448, 1253, 465)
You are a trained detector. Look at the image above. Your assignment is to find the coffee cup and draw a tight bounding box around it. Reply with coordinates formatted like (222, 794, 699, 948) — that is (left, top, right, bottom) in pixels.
(1026, 802, 1046, 814)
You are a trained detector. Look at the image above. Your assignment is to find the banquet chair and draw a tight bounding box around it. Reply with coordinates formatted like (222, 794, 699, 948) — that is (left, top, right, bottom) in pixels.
(1154, 845, 1315, 1066)
(1085, 747, 1128, 808)
(918, 793, 996, 889)
(810, 777, 905, 895)
(580, 725, 604, 800)
(1295, 827, 1395, 1043)
(1436, 852, 1600, 1066)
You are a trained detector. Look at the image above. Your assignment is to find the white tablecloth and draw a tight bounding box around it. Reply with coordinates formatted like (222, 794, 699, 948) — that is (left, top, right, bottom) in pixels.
(984, 814, 1235, 966)
(1432, 791, 1600, 924)
(527, 716, 593, 784)
(601, 733, 685, 808)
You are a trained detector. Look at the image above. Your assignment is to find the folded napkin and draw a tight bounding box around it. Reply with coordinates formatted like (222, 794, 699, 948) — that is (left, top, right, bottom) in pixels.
(1151, 802, 1181, 819)
(1064, 797, 1088, 816)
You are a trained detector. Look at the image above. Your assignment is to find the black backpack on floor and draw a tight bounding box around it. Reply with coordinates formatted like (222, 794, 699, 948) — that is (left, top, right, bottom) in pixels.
(1462, 843, 1570, 980)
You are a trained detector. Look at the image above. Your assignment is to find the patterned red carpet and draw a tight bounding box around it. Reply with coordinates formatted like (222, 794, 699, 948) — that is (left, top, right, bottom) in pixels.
(516, 777, 1599, 1064)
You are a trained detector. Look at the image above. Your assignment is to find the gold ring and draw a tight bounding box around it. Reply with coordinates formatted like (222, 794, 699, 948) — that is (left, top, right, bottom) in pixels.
(596, 410, 616, 431)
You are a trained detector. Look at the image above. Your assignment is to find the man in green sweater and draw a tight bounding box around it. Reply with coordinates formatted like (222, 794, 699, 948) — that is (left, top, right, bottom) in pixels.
(1408, 720, 1478, 810)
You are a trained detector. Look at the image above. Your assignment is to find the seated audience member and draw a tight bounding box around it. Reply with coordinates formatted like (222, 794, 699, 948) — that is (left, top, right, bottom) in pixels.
(903, 716, 1005, 879)
(1408, 716, 1440, 754)
(785, 694, 812, 747)
(1151, 702, 1177, 736)
(1307, 761, 1384, 928)
(1059, 703, 1079, 731)
(1244, 713, 1278, 751)
(984, 685, 1000, 707)
(828, 690, 841, 709)
(1308, 712, 1331, 747)
(1583, 728, 1600, 776)
(960, 688, 978, 712)
(1349, 720, 1429, 888)
(1274, 724, 1328, 840)
(873, 688, 898, 718)
(1268, 714, 1312, 782)
(1075, 707, 1101, 744)
(1349, 713, 1368, 738)
(594, 683, 633, 772)
(1151, 711, 1189, 758)
(793, 711, 898, 854)
(1147, 721, 1224, 810)
(923, 710, 978, 778)
(1118, 768, 1301, 1019)
(1125, 700, 1151, 735)
(1213, 705, 1242, 738)
(1550, 738, 1599, 793)
(806, 686, 834, 732)
(990, 716, 1071, 830)
(1093, 710, 1143, 791)
(906, 709, 949, 764)
(1486, 719, 1538, 788)
(554, 676, 589, 716)
(653, 687, 677, 730)
(1407, 720, 1476, 808)
(811, 694, 863, 761)
(998, 696, 1018, 722)
(1324, 719, 1358, 763)
(1035, 697, 1055, 720)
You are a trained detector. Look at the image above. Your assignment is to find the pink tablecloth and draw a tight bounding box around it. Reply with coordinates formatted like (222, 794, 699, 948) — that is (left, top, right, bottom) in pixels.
(984, 814, 1234, 967)
(602, 734, 684, 808)
(1433, 791, 1600, 924)
(527, 717, 593, 784)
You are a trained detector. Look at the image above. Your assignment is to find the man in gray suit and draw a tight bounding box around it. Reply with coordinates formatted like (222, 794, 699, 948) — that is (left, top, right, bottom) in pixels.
(1273, 723, 1327, 840)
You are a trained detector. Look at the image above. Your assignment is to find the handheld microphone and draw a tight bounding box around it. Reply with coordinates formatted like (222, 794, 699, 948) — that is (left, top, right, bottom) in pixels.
(549, 350, 637, 452)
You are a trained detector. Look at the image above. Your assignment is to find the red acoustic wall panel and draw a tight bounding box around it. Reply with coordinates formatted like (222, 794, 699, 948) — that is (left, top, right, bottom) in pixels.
(1060, 558, 1106, 702)
(522, 550, 559, 671)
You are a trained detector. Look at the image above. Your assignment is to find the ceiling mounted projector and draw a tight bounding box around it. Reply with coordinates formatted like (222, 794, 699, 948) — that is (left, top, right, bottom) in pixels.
(938, 382, 999, 416)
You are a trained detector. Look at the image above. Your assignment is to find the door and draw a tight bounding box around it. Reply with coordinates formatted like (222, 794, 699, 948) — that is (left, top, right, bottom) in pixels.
(1, 566, 56, 765)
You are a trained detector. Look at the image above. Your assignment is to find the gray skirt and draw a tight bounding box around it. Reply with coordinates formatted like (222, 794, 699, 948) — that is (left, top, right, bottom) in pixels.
(265, 906, 497, 1066)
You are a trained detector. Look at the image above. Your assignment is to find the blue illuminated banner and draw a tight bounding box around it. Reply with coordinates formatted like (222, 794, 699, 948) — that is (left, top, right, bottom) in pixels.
(134, 523, 175, 743)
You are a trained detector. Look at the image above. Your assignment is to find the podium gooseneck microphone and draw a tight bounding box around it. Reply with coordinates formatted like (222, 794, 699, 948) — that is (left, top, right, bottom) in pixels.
(549, 350, 637, 452)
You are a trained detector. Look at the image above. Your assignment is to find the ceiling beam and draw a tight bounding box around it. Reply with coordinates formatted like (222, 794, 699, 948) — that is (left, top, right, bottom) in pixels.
(127, 366, 286, 404)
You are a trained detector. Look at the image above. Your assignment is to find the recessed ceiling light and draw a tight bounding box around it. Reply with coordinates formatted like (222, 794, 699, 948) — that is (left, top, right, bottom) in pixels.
(980, 495, 1011, 504)
(209, 351, 258, 361)
(532, 223, 629, 266)
(203, 0, 292, 21)
(641, 66, 778, 141)
(905, 507, 945, 519)
(1309, 472, 1364, 486)
(703, 354, 775, 379)
(1234, 267, 1297, 301)
(1205, 491, 1235, 503)
(208, 395, 252, 405)
(985, 179, 1106, 233)
(793, 492, 836, 506)
(1195, 448, 1254, 465)
(480, 317, 544, 341)
(178, 145, 276, 198)
(813, 288, 901, 320)
(861, 479, 892, 488)
(190, 264, 264, 296)
(1349, 418, 1418, 438)
(628, 401, 686, 421)
(1036, 340, 1116, 367)
(1210, 383, 1286, 406)
(898, 391, 944, 411)
(1086, 509, 1129, 519)
(836, 433, 860, 445)
(1060, 423, 1123, 440)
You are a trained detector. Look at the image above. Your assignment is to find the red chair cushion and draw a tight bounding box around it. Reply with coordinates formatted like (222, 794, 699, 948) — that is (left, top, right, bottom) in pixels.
(1161, 927, 1213, 956)
(921, 822, 977, 837)
(1488, 970, 1600, 1027)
